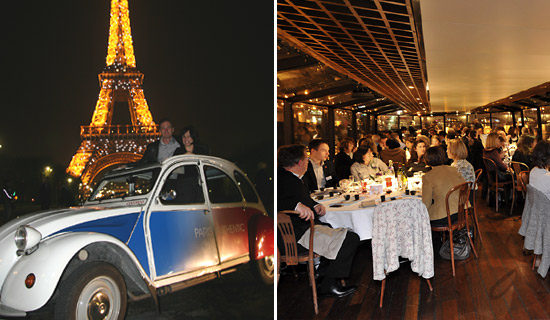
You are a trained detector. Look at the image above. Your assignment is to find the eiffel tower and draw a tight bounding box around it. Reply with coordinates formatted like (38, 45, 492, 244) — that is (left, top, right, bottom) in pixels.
(67, 0, 159, 187)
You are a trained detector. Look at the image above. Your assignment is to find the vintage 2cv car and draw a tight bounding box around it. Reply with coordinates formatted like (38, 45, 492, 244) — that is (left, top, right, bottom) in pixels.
(0, 155, 274, 319)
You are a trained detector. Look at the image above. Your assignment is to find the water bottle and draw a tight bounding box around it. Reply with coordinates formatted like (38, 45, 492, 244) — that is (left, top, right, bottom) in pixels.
(388, 160, 395, 177)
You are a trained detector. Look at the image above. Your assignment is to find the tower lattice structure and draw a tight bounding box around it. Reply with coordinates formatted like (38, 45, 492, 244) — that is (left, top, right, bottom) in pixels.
(67, 0, 159, 187)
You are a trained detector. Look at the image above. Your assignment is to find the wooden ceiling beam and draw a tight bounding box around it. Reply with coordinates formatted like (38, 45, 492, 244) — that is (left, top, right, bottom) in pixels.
(277, 56, 319, 72)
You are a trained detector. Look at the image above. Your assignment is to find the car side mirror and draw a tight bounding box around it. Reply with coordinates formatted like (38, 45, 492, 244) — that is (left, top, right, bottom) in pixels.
(160, 189, 177, 202)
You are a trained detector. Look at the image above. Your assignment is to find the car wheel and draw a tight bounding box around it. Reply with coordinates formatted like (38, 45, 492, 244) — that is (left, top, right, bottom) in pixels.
(54, 261, 127, 320)
(252, 254, 274, 285)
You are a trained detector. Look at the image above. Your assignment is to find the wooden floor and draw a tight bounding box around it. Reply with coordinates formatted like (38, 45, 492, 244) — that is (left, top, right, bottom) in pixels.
(277, 193, 550, 319)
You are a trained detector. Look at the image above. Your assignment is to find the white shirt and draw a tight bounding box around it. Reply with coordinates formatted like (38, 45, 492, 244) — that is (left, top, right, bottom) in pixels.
(157, 137, 180, 162)
(310, 159, 326, 189)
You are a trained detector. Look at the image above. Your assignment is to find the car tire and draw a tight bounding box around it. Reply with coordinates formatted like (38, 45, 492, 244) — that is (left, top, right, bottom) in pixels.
(54, 261, 127, 320)
(252, 254, 274, 285)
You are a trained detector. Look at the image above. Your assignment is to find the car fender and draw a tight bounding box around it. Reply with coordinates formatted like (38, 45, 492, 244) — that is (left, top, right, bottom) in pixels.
(0, 232, 148, 312)
(248, 214, 274, 260)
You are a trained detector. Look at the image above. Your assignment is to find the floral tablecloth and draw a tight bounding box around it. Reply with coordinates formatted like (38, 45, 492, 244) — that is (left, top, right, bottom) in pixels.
(371, 198, 434, 280)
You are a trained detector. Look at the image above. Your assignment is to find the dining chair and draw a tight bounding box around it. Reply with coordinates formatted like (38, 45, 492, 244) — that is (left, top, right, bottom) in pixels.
(372, 198, 434, 307)
(277, 210, 319, 314)
(431, 182, 478, 277)
(516, 170, 530, 200)
(482, 157, 515, 215)
(510, 161, 529, 176)
(469, 169, 483, 244)
(510, 161, 529, 199)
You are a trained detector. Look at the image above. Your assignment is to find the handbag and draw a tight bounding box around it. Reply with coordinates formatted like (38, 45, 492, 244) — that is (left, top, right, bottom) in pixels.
(439, 230, 471, 260)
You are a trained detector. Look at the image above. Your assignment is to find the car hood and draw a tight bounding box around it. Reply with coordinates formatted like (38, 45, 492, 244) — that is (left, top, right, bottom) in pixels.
(0, 205, 143, 241)
(0, 204, 144, 291)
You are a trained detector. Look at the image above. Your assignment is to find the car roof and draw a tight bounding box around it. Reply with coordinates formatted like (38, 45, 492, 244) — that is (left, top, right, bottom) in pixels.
(102, 155, 240, 178)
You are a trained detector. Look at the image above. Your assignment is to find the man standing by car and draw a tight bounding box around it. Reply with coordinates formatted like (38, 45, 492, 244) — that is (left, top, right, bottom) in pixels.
(277, 144, 359, 298)
(302, 139, 339, 193)
(138, 118, 181, 164)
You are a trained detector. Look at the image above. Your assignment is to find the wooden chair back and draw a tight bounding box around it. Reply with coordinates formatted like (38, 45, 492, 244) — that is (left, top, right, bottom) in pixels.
(277, 210, 319, 314)
(470, 169, 483, 243)
(518, 171, 530, 194)
(482, 157, 498, 186)
(510, 161, 529, 177)
(482, 157, 515, 213)
(447, 182, 471, 230)
(432, 182, 478, 276)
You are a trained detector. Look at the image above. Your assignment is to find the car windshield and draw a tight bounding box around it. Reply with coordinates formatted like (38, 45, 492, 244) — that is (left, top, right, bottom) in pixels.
(89, 168, 161, 201)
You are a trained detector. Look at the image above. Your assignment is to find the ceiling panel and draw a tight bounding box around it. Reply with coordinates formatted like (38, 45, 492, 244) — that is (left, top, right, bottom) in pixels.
(420, 0, 550, 112)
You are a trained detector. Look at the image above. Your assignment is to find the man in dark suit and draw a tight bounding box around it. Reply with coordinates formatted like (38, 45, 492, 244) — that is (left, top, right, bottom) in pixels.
(302, 139, 339, 193)
(278, 144, 359, 298)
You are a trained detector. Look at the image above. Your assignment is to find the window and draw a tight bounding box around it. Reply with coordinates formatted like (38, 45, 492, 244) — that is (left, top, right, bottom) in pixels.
(159, 165, 204, 205)
(204, 166, 242, 204)
(89, 168, 160, 201)
(234, 171, 258, 203)
(293, 104, 327, 146)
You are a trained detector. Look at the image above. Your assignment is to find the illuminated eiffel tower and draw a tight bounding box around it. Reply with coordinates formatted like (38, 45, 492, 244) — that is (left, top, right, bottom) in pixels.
(67, 0, 158, 187)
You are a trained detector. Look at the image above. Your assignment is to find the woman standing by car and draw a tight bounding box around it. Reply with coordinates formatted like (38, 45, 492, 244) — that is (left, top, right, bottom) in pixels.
(174, 126, 210, 155)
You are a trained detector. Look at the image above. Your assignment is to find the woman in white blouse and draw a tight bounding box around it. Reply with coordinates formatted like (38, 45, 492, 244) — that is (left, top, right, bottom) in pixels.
(529, 140, 550, 200)
(350, 145, 389, 181)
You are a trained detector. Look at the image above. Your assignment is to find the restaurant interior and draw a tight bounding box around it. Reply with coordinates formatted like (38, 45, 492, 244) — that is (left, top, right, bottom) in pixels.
(276, 0, 550, 318)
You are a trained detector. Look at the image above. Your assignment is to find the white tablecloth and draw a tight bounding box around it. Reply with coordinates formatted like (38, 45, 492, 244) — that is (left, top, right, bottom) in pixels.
(318, 191, 421, 241)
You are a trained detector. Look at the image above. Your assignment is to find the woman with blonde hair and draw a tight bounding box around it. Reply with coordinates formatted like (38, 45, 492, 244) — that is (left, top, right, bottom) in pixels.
(447, 139, 475, 184)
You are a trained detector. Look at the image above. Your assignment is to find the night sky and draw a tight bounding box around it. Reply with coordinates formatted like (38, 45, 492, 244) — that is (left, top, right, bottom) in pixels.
(1, 1, 273, 179)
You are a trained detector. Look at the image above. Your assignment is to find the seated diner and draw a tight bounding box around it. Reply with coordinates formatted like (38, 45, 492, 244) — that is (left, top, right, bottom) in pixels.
(350, 145, 389, 181)
(421, 146, 466, 228)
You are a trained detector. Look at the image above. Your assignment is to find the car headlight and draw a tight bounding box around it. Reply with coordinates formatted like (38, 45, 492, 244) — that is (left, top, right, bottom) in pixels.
(14, 226, 42, 253)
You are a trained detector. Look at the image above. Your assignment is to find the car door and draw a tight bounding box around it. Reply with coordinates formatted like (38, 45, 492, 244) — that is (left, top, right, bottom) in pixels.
(203, 165, 251, 263)
(147, 163, 219, 279)
(233, 170, 265, 217)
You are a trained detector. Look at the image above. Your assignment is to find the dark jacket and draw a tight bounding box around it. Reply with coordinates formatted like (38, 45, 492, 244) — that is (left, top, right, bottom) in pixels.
(379, 148, 406, 165)
(174, 143, 210, 156)
(467, 138, 484, 171)
(137, 136, 181, 165)
(512, 150, 533, 169)
(482, 148, 508, 172)
(334, 152, 353, 180)
(277, 167, 324, 242)
(302, 159, 339, 193)
(404, 159, 431, 177)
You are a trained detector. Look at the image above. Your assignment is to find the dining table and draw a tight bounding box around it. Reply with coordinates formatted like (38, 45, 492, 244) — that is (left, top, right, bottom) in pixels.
(315, 187, 423, 241)
(313, 186, 434, 282)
